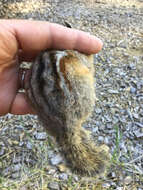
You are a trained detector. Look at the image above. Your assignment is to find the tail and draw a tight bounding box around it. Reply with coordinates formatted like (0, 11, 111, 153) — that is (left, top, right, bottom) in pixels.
(57, 127, 110, 177)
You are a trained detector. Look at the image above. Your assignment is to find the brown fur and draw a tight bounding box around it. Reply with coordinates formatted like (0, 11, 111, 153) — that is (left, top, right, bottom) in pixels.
(27, 50, 110, 176)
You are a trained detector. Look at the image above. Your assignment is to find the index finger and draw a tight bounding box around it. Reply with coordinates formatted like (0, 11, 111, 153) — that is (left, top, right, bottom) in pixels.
(0, 19, 103, 60)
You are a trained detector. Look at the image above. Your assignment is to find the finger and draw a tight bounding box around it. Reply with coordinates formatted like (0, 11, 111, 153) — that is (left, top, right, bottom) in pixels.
(0, 20, 103, 60)
(10, 92, 36, 115)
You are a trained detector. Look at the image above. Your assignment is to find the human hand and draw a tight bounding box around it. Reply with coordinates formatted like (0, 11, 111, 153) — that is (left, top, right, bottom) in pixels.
(0, 19, 103, 116)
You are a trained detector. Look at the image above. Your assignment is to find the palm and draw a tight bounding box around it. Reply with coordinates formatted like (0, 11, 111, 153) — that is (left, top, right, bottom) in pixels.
(0, 27, 19, 115)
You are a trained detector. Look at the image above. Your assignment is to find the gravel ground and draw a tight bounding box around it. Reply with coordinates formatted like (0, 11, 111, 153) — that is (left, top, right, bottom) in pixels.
(0, 0, 143, 189)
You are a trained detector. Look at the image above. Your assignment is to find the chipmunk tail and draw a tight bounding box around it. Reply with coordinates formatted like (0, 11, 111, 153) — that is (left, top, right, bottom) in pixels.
(58, 127, 110, 177)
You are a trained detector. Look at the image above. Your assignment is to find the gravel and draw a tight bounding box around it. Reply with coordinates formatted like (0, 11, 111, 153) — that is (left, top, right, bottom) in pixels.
(50, 154, 63, 166)
(34, 132, 47, 140)
(59, 173, 68, 180)
(48, 182, 60, 190)
(0, 0, 143, 189)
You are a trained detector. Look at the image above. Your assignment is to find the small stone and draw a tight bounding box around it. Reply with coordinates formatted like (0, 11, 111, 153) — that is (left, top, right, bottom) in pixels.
(111, 172, 116, 178)
(109, 181, 117, 187)
(119, 71, 126, 76)
(134, 131, 143, 138)
(50, 154, 63, 165)
(133, 113, 139, 119)
(47, 168, 57, 175)
(94, 121, 101, 127)
(106, 124, 112, 129)
(46, 165, 57, 174)
(26, 142, 33, 149)
(128, 63, 136, 70)
(13, 157, 21, 164)
(104, 137, 109, 145)
(0, 147, 5, 156)
(73, 175, 79, 182)
(124, 176, 132, 185)
(25, 157, 36, 166)
(98, 136, 104, 142)
(135, 122, 143, 128)
(19, 142, 24, 146)
(120, 142, 127, 153)
(2, 167, 11, 177)
(130, 87, 136, 94)
(20, 186, 27, 190)
(48, 182, 60, 190)
(11, 172, 20, 179)
(35, 132, 47, 140)
(59, 173, 68, 180)
(104, 115, 112, 122)
(48, 150, 55, 158)
(12, 140, 19, 145)
(96, 108, 102, 114)
(92, 127, 98, 133)
(126, 109, 133, 120)
(108, 89, 119, 94)
(116, 187, 123, 190)
(102, 183, 111, 188)
(13, 164, 21, 172)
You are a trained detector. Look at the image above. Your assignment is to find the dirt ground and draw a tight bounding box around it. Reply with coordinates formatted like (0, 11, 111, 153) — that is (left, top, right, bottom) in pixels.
(0, 0, 143, 189)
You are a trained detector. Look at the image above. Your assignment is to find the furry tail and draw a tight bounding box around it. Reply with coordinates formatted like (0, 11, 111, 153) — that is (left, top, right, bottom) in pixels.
(58, 128, 110, 176)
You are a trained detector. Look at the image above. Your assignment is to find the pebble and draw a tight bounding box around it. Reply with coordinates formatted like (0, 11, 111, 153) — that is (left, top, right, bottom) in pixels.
(96, 108, 102, 114)
(102, 183, 111, 188)
(116, 187, 123, 190)
(111, 172, 116, 178)
(130, 87, 136, 94)
(108, 89, 119, 94)
(134, 131, 143, 138)
(26, 142, 33, 149)
(48, 150, 55, 158)
(104, 136, 110, 144)
(0, 147, 5, 156)
(119, 142, 127, 153)
(11, 172, 20, 179)
(48, 182, 60, 190)
(19, 141, 24, 146)
(12, 157, 21, 164)
(109, 181, 117, 187)
(106, 123, 112, 129)
(92, 127, 98, 133)
(135, 122, 143, 128)
(47, 167, 57, 175)
(13, 164, 21, 172)
(73, 175, 79, 182)
(20, 186, 28, 190)
(2, 167, 11, 177)
(59, 173, 68, 180)
(50, 154, 63, 165)
(98, 136, 104, 142)
(133, 113, 139, 119)
(128, 63, 136, 70)
(35, 132, 47, 140)
(124, 176, 132, 185)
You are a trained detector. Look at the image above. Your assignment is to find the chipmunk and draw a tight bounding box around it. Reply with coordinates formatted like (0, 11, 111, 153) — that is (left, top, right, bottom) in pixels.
(27, 50, 110, 177)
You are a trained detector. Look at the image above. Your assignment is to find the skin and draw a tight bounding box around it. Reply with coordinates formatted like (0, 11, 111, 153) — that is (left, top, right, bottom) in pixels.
(0, 19, 103, 116)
